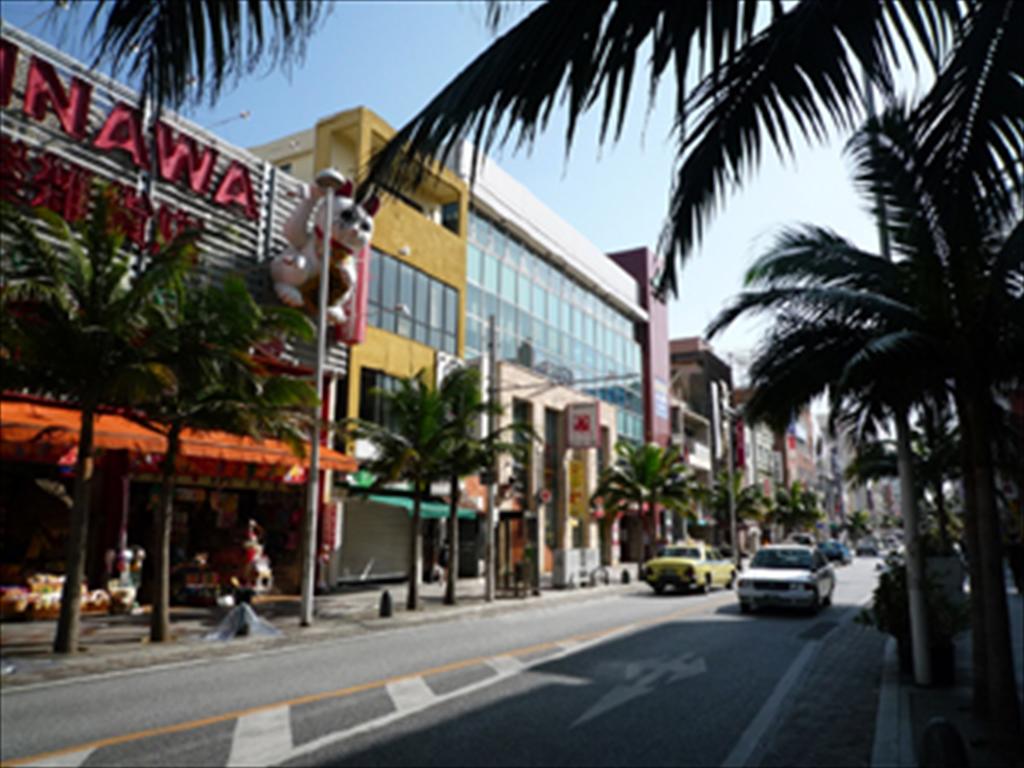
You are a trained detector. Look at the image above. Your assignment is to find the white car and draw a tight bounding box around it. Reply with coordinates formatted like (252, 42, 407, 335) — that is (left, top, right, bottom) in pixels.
(737, 545, 835, 613)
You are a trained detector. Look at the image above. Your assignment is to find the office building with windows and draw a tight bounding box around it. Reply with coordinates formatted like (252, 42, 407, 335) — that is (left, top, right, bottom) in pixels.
(251, 107, 472, 582)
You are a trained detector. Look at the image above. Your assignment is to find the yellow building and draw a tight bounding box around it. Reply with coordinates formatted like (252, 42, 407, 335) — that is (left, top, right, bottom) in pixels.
(251, 107, 470, 581)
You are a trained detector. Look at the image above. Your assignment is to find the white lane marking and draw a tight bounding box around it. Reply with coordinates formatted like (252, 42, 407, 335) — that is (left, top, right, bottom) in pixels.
(556, 639, 579, 651)
(720, 642, 820, 768)
(386, 677, 436, 712)
(484, 655, 524, 675)
(227, 707, 293, 767)
(18, 748, 94, 767)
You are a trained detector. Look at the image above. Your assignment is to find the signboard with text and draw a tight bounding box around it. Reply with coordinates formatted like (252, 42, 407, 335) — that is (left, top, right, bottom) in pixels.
(567, 402, 600, 449)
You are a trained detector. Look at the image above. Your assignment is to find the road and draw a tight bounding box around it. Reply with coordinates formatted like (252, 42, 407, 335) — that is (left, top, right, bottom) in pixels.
(1, 558, 883, 767)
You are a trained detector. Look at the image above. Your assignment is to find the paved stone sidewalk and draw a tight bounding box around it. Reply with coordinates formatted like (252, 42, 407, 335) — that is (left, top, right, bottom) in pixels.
(0, 568, 642, 687)
(757, 619, 887, 768)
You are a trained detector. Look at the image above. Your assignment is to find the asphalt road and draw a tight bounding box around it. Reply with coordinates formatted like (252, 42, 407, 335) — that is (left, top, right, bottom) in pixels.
(0, 558, 882, 767)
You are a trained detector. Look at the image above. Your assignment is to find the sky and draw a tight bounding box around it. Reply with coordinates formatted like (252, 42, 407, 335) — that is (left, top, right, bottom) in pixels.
(2, 1, 902, 382)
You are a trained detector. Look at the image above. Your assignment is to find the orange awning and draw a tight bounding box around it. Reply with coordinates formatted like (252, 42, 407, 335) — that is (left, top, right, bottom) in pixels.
(0, 398, 356, 472)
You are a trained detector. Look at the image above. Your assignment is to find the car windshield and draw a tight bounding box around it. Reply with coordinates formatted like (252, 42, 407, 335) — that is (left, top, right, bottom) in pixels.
(661, 547, 701, 558)
(751, 549, 814, 569)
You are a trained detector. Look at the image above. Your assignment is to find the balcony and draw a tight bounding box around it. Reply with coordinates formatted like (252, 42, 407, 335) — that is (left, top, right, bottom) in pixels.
(684, 437, 712, 472)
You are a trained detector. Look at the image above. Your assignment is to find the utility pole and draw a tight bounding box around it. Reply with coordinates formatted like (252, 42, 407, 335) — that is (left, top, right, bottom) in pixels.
(723, 384, 740, 570)
(484, 314, 497, 602)
(300, 169, 346, 628)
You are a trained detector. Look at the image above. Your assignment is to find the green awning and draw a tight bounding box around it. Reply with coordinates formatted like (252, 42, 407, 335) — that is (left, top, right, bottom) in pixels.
(366, 495, 478, 520)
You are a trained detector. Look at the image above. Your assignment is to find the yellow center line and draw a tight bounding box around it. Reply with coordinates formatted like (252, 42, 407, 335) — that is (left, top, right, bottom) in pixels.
(1, 592, 732, 767)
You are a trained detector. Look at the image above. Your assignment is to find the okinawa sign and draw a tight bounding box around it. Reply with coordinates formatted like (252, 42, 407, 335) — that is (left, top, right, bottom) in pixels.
(0, 23, 356, 368)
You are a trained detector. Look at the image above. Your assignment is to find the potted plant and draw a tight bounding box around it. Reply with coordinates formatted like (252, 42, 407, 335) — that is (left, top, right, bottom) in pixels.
(858, 557, 968, 685)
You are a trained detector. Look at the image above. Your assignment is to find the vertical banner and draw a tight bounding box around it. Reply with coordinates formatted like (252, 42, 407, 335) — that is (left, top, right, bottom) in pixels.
(566, 402, 600, 449)
(337, 244, 370, 345)
(569, 459, 587, 518)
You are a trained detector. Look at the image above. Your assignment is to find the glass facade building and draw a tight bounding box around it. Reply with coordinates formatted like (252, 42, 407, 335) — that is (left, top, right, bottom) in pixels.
(464, 209, 645, 443)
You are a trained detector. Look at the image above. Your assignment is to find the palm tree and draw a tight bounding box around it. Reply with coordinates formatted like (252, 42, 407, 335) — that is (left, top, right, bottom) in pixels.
(139, 274, 316, 642)
(344, 370, 453, 611)
(845, 510, 872, 544)
(591, 442, 694, 561)
(0, 191, 191, 653)
(698, 471, 770, 547)
(435, 366, 533, 606)
(369, 2, 1019, 296)
(707, 105, 1022, 729)
(770, 481, 824, 538)
(55, 1, 326, 116)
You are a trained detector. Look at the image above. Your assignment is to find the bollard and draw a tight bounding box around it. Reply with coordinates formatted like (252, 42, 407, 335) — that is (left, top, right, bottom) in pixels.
(920, 718, 969, 768)
(622, 569, 631, 584)
(379, 589, 393, 618)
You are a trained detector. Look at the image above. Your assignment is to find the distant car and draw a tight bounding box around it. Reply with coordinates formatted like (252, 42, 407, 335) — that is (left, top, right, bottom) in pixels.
(643, 542, 736, 595)
(855, 539, 880, 557)
(818, 540, 852, 565)
(736, 545, 835, 613)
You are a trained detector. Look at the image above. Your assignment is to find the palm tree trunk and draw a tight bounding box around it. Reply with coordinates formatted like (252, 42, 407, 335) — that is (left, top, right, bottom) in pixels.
(445, 473, 459, 606)
(896, 409, 931, 686)
(407, 488, 423, 611)
(151, 425, 181, 643)
(959, 391, 1020, 734)
(53, 400, 97, 654)
(959, 441, 989, 717)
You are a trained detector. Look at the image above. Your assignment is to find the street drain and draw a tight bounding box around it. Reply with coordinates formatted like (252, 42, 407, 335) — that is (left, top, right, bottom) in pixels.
(798, 620, 838, 640)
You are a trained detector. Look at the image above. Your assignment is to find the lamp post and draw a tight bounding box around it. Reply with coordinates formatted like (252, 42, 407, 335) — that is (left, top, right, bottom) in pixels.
(299, 168, 347, 628)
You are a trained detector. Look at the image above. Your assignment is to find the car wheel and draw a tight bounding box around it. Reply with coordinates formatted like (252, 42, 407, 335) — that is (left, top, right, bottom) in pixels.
(739, 601, 752, 613)
(653, 582, 665, 595)
(698, 574, 711, 594)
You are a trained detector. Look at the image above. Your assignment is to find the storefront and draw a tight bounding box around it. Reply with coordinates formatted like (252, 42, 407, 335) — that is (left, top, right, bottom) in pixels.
(0, 396, 355, 618)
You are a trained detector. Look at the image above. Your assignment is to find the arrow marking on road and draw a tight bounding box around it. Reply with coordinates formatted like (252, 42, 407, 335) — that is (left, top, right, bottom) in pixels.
(570, 653, 707, 729)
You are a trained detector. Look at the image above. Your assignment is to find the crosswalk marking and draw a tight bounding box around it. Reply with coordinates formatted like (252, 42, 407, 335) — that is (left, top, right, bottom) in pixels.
(386, 677, 436, 712)
(227, 707, 293, 767)
(485, 655, 525, 675)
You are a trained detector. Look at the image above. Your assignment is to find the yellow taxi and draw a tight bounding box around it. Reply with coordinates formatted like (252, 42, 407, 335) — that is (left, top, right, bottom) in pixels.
(642, 541, 737, 595)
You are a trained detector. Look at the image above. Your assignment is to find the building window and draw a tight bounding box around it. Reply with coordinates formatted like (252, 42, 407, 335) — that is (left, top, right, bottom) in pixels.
(359, 368, 401, 431)
(278, 162, 292, 173)
(366, 249, 459, 352)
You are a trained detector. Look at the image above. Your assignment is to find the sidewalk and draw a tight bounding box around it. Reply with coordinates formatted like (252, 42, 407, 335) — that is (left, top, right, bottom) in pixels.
(872, 572, 1024, 768)
(0, 565, 642, 687)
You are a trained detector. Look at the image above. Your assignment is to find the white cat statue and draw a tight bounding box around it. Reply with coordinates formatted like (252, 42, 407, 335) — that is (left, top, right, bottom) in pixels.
(270, 175, 379, 324)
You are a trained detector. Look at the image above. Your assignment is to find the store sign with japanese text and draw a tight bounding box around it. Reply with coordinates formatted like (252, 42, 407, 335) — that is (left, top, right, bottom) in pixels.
(0, 25, 271, 265)
(568, 459, 588, 519)
(566, 402, 600, 449)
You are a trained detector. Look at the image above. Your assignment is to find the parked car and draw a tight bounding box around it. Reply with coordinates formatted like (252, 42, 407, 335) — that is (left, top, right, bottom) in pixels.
(855, 539, 880, 557)
(736, 545, 835, 613)
(818, 539, 852, 565)
(643, 542, 736, 595)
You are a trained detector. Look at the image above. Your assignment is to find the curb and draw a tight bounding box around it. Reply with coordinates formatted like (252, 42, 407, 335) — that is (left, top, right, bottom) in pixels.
(871, 636, 914, 768)
(0, 582, 643, 690)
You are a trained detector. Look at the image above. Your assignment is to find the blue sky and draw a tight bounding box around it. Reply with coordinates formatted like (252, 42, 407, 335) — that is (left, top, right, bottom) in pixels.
(3, 1, 897, 378)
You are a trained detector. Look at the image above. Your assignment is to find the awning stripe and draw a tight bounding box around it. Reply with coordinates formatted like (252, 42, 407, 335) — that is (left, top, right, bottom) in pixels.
(0, 399, 356, 472)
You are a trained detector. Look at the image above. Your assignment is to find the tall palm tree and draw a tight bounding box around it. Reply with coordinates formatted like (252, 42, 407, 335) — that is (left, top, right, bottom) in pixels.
(369, 2, 1020, 296)
(56, 1, 327, 116)
(769, 481, 824, 538)
(708, 106, 1022, 729)
(139, 274, 316, 642)
(592, 442, 694, 561)
(435, 366, 533, 606)
(344, 370, 453, 612)
(0, 191, 191, 654)
(698, 470, 771, 546)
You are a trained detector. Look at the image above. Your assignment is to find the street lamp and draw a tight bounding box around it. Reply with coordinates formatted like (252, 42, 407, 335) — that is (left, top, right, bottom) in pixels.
(299, 168, 347, 628)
